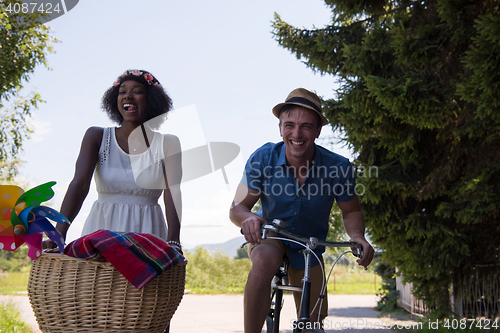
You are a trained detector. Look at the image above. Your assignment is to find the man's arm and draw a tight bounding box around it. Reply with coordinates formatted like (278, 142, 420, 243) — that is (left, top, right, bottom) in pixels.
(337, 196, 375, 267)
(230, 183, 265, 245)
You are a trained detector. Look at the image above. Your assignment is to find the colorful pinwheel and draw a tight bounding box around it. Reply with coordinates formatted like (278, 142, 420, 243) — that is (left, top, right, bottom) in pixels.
(0, 181, 70, 259)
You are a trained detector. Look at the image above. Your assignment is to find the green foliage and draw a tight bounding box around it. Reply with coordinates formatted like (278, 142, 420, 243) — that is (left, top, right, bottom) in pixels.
(0, 244, 31, 295)
(184, 247, 252, 294)
(273, 0, 500, 319)
(234, 244, 249, 259)
(0, 245, 32, 273)
(0, 0, 57, 179)
(374, 262, 398, 312)
(0, 303, 32, 333)
(0, 272, 29, 294)
(326, 199, 348, 242)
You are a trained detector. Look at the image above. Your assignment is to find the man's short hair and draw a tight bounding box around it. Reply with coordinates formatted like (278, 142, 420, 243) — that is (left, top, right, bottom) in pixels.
(278, 104, 323, 129)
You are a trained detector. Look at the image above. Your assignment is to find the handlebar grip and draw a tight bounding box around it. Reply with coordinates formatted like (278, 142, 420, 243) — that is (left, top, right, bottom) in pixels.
(352, 244, 367, 270)
(352, 244, 363, 258)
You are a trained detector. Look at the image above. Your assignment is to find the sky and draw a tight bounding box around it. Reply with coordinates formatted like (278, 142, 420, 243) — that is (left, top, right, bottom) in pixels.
(16, 0, 353, 249)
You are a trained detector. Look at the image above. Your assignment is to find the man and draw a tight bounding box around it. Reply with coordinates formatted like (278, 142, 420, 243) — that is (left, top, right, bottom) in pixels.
(230, 88, 374, 333)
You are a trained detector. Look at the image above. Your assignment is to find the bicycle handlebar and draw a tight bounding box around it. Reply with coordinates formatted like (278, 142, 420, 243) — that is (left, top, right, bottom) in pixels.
(241, 219, 363, 258)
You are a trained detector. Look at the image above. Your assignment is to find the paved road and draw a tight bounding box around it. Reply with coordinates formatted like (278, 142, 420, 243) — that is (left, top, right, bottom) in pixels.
(170, 294, 417, 332)
(1, 294, 418, 332)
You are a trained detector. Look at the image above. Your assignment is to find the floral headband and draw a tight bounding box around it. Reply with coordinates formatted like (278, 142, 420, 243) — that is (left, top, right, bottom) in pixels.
(112, 70, 161, 88)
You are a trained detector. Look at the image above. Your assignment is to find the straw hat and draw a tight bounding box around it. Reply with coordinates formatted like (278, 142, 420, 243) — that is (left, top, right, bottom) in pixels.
(272, 88, 328, 126)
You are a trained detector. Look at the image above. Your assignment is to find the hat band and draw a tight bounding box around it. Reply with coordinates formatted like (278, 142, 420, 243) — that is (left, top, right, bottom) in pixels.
(286, 97, 321, 113)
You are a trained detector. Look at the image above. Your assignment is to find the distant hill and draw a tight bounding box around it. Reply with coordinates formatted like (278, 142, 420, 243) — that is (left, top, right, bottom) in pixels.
(187, 236, 246, 258)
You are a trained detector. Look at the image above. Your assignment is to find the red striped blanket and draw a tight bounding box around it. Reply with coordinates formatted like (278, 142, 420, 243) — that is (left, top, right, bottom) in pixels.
(64, 229, 185, 289)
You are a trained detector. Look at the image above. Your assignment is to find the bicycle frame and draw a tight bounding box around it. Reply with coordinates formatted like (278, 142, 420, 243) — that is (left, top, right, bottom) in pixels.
(261, 219, 363, 333)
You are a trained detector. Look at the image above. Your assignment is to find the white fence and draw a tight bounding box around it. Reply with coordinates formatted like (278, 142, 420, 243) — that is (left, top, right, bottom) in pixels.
(395, 275, 430, 317)
(396, 266, 500, 319)
(455, 265, 500, 319)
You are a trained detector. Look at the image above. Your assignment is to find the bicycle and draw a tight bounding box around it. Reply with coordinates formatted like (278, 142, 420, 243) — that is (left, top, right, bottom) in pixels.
(242, 219, 364, 333)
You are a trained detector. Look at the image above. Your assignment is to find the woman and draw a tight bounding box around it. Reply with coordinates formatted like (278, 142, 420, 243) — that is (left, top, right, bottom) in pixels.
(44, 69, 182, 252)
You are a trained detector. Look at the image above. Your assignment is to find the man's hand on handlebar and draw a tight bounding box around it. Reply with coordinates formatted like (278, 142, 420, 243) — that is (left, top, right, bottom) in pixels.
(349, 237, 374, 268)
(241, 215, 266, 246)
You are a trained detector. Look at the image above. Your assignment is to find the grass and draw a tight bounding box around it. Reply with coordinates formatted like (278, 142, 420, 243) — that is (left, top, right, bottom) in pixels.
(183, 247, 381, 295)
(0, 272, 29, 295)
(0, 303, 32, 333)
(324, 264, 381, 295)
(0, 248, 381, 296)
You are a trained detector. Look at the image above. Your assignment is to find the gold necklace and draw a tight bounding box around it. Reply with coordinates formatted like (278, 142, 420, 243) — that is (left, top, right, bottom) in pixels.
(119, 127, 138, 152)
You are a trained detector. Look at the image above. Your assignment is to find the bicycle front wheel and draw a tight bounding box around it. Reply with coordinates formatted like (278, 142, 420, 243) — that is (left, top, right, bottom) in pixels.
(266, 316, 274, 333)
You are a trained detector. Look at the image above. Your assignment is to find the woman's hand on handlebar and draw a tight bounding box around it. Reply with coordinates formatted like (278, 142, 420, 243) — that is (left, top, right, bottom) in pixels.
(42, 240, 57, 250)
(241, 215, 266, 246)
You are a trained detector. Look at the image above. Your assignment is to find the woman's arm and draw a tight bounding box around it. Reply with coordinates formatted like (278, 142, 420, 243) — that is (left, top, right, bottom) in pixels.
(162, 134, 182, 244)
(51, 127, 103, 243)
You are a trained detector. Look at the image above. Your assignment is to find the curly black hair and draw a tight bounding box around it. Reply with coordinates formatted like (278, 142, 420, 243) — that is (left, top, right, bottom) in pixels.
(101, 70, 173, 128)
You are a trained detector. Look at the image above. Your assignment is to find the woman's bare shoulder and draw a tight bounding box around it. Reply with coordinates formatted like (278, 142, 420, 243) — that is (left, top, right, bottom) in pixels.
(162, 133, 180, 145)
(161, 133, 181, 155)
(82, 126, 106, 147)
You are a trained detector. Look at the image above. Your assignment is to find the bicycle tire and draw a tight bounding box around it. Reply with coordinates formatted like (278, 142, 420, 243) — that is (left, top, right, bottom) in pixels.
(266, 315, 274, 333)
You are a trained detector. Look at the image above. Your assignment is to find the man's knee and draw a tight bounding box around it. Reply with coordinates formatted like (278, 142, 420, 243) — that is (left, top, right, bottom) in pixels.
(248, 243, 283, 280)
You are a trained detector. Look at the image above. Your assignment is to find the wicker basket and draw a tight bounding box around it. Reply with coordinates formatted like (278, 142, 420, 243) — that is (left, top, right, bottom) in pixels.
(27, 253, 186, 333)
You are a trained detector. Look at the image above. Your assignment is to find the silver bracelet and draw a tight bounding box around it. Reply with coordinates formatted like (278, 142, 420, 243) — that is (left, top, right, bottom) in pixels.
(166, 240, 181, 248)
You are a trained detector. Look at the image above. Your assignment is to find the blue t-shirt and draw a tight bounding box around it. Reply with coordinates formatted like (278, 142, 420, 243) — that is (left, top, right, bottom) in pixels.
(241, 142, 356, 269)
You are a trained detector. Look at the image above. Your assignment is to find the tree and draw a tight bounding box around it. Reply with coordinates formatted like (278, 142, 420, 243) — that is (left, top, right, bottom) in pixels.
(0, 244, 31, 272)
(273, 0, 500, 318)
(317, 138, 351, 242)
(0, 0, 57, 180)
(234, 244, 249, 259)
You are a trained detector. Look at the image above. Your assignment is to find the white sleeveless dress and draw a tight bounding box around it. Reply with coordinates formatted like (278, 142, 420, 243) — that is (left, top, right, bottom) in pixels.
(81, 127, 169, 240)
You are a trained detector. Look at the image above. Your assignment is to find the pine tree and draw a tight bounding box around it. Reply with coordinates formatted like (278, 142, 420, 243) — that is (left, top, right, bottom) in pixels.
(273, 0, 500, 317)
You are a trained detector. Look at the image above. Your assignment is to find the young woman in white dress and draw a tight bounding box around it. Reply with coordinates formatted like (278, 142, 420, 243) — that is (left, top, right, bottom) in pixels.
(44, 70, 182, 253)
